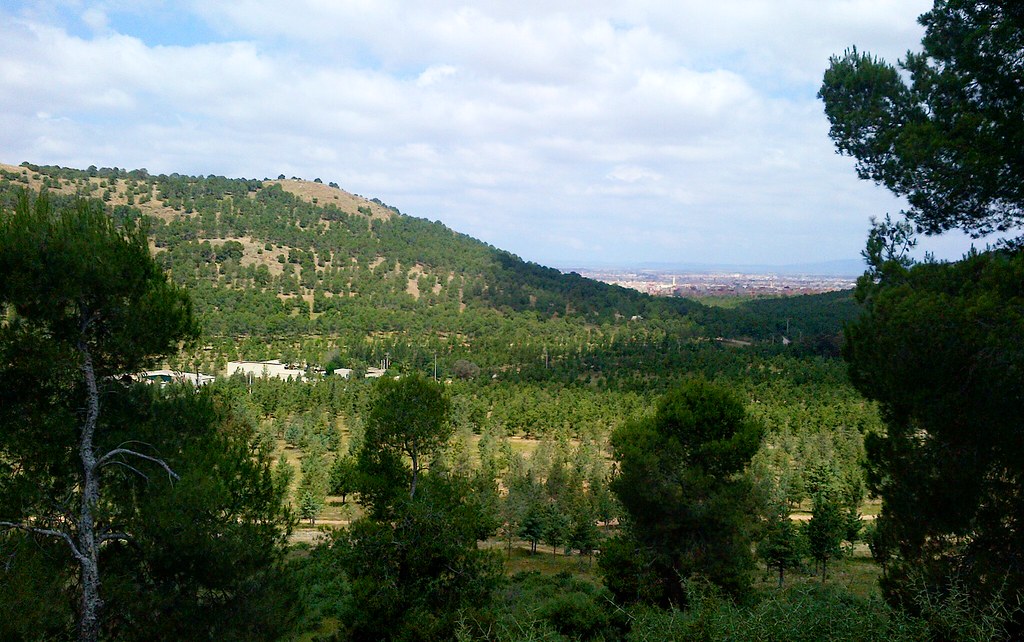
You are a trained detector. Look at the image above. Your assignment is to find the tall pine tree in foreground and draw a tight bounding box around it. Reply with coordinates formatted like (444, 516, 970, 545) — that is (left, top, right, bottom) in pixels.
(821, 1, 1024, 634)
(601, 378, 762, 606)
(0, 192, 293, 640)
(0, 192, 197, 640)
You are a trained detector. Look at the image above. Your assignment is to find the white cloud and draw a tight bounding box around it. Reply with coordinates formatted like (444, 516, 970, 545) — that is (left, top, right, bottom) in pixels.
(81, 7, 109, 33)
(607, 165, 662, 183)
(416, 64, 457, 87)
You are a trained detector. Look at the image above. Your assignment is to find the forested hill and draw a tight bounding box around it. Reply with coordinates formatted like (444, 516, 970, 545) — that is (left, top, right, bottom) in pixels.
(0, 162, 699, 323)
(0, 162, 856, 375)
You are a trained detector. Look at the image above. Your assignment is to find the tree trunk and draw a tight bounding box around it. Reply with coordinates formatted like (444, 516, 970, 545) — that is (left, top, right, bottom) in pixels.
(778, 565, 784, 588)
(77, 341, 103, 642)
(409, 447, 418, 499)
(78, 552, 102, 642)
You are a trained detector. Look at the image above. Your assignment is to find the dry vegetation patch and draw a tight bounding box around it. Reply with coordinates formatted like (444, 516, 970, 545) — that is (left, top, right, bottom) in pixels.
(405, 264, 426, 299)
(270, 179, 394, 220)
(232, 237, 286, 275)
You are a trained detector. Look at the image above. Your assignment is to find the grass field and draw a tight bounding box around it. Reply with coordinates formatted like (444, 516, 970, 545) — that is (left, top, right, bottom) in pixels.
(493, 535, 881, 600)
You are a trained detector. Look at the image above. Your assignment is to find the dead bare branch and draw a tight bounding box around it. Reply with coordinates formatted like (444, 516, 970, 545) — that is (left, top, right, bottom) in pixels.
(96, 448, 179, 482)
(0, 520, 85, 563)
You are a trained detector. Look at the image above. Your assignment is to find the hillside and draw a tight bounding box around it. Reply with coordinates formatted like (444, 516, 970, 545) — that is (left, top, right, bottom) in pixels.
(0, 162, 856, 379)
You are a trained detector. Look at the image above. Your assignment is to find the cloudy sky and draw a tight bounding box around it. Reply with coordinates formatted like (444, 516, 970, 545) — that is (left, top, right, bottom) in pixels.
(0, 0, 982, 269)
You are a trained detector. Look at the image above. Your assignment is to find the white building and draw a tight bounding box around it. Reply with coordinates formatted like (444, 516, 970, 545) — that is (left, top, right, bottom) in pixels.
(227, 360, 306, 381)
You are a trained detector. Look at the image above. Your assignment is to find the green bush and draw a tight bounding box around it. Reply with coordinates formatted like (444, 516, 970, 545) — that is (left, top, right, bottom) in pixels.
(479, 572, 624, 641)
(625, 584, 927, 642)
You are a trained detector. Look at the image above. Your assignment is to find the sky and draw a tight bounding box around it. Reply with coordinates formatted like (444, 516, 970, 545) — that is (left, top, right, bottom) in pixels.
(0, 0, 988, 270)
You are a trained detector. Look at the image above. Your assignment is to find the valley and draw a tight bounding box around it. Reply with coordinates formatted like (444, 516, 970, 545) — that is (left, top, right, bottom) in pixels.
(0, 159, 1012, 641)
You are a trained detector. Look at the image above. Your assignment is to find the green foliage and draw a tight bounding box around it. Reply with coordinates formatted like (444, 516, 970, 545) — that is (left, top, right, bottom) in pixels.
(906, 573, 1021, 642)
(865, 517, 896, 581)
(539, 503, 571, 556)
(845, 249, 1024, 629)
(747, 387, 873, 511)
(805, 494, 847, 583)
(332, 477, 503, 641)
(329, 453, 359, 503)
(296, 446, 329, 525)
(625, 583, 928, 642)
(474, 571, 624, 641)
(757, 505, 805, 588)
(2, 164, 877, 410)
(453, 358, 481, 379)
(819, 2, 1024, 237)
(0, 190, 198, 377)
(599, 534, 674, 606)
(298, 489, 324, 525)
(0, 191, 202, 639)
(357, 373, 453, 513)
(0, 192, 299, 640)
(101, 387, 295, 640)
(516, 498, 546, 556)
(272, 454, 295, 496)
(318, 376, 504, 640)
(706, 289, 860, 350)
(0, 384, 296, 640)
(0, 533, 74, 639)
(651, 378, 763, 477)
(0, 167, 907, 639)
(859, 214, 917, 288)
(821, 5, 1024, 633)
(567, 502, 602, 562)
(602, 378, 763, 606)
(280, 542, 350, 640)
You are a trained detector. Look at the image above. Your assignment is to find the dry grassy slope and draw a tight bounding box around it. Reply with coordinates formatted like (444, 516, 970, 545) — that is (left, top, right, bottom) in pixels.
(269, 179, 393, 220)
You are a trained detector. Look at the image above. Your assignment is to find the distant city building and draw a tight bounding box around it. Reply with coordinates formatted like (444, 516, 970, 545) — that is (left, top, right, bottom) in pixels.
(227, 360, 306, 381)
(365, 367, 387, 379)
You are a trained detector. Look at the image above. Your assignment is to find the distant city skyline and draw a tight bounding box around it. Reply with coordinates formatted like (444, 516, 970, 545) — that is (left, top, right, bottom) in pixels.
(573, 267, 857, 298)
(554, 258, 867, 278)
(0, 1, 992, 267)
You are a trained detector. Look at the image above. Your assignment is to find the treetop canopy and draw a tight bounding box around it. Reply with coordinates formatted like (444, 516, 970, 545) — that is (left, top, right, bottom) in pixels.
(819, 0, 1024, 239)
